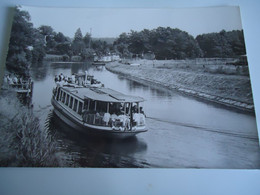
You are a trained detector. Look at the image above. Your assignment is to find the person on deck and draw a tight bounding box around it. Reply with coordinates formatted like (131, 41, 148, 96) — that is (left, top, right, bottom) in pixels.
(7, 74, 13, 85)
(13, 75, 18, 84)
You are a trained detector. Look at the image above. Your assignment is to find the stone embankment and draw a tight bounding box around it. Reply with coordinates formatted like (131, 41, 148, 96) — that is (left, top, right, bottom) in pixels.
(106, 60, 254, 112)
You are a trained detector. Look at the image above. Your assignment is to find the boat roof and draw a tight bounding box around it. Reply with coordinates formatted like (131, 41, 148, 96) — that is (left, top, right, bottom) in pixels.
(62, 86, 145, 103)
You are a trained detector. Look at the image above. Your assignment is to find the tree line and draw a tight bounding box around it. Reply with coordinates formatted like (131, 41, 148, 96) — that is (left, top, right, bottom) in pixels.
(6, 7, 247, 76)
(114, 28, 246, 60)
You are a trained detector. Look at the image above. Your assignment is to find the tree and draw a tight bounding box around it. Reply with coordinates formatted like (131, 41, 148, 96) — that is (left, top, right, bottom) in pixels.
(72, 28, 85, 55)
(114, 27, 202, 60)
(83, 32, 91, 48)
(196, 30, 246, 58)
(54, 32, 67, 43)
(31, 28, 46, 63)
(6, 6, 34, 76)
(38, 25, 57, 52)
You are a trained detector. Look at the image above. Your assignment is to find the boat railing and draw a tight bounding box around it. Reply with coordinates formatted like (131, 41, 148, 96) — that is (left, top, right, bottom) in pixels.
(82, 111, 145, 130)
(10, 82, 31, 90)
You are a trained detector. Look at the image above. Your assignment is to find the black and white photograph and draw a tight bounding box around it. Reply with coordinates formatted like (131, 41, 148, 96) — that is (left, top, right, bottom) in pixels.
(0, 5, 259, 168)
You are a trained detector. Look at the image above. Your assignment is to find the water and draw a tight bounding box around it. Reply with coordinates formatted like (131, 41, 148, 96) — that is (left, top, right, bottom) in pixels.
(30, 61, 260, 168)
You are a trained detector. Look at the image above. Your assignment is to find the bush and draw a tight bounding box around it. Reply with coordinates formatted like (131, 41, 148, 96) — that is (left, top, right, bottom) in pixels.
(0, 92, 64, 167)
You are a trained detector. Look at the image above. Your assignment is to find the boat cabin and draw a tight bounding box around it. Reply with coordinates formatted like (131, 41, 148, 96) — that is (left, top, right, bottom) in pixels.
(53, 85, 145, 131)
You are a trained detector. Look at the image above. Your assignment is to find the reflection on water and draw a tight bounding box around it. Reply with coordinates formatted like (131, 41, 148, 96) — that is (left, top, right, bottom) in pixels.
(29, 61, 259, 168)
(47, 110, 148, 167)
(31, 62, 49, 81)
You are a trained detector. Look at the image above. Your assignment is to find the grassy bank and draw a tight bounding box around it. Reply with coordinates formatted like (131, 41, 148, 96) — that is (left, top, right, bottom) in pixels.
(0, 90, 65, 166)
(106, 60, 254, 112)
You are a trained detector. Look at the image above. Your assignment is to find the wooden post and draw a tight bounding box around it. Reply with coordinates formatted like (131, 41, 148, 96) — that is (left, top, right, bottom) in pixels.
(130, 103, 133, 130)
(107, 102, 109, 113)
(68, 95, 70, 107)
(71, 98, 75, 110)
(124, 103, 126, 115)
(76, 99, 80, 113)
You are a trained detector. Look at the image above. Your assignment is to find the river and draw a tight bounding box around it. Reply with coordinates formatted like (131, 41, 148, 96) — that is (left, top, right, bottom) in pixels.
(30, 61, 260, 168)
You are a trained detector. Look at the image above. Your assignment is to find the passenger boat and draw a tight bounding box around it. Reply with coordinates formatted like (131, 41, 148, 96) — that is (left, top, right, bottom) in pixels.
(51, 74, 147, 138)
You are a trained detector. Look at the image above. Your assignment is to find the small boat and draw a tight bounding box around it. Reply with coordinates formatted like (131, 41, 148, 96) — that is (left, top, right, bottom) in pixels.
(51, 75, 147, 138)
(92, 61, 106, 66)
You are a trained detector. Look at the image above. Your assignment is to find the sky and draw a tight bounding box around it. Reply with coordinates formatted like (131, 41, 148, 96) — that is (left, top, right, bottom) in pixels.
(21, 6, 243, 38)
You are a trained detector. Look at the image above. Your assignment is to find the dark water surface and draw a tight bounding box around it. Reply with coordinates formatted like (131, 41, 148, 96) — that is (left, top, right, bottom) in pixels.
(30, 61, 260, 168)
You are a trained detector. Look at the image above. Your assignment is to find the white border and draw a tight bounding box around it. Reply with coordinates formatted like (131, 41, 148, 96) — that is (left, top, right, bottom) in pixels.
(0, 1, 260, 195)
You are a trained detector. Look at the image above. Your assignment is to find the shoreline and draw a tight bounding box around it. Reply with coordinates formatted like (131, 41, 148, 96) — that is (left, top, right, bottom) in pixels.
(106, 61, 255, 113)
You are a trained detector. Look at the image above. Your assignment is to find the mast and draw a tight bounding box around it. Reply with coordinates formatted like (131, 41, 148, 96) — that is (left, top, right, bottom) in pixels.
(89, 28, 92, 49)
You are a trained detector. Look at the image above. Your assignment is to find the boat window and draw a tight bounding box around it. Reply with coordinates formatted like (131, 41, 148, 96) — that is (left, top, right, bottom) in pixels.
(89, 100, 95, 111)
(109, 102, 123, 115)
(59, 91, 63, 101)
(83, 99, 89, 110)
(62, 91, 66, 103)
(96, 101, 107, 113)
(78, 101, 83, 114)
(56, 87, 61, 100)
(73, 99, 78, 112)
(65, 94, 69, 106)
(69, 96, 73, 109)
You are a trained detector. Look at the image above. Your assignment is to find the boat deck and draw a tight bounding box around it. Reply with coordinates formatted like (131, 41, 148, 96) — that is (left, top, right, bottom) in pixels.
(62, 86, 145, 103)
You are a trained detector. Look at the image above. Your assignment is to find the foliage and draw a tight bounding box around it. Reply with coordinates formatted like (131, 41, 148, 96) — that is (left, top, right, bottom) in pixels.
(6, 6, 46, 76)
(83, 32, 91, 48)
(72, 28, 85, 55)
(8, 7, 247, 64)
(196, 30, 246, 58)
(0, 92, 64, 167)
(114, 27, 203, 60)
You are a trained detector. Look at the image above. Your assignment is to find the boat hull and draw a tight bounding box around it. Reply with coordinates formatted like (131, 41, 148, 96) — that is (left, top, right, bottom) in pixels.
(51, 98, 147, 139)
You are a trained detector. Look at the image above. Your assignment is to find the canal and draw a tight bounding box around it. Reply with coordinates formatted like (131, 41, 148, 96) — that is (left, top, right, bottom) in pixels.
(30, 61, 260, 168)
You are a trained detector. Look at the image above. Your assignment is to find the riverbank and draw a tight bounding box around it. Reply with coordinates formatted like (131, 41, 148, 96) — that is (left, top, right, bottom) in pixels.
(106, 60, 254, 112)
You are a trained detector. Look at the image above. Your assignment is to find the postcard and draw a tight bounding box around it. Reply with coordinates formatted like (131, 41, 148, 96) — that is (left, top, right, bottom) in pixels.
(0, 5, 259, 168)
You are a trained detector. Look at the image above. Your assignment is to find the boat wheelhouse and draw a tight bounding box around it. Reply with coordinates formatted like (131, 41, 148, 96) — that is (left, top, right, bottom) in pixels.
(51, 84, 147, 138)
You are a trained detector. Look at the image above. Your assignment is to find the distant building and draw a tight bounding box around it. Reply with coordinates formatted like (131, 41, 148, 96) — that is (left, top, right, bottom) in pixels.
(94, 54, 120, 62)
(143, 51, 155, 60)
(111, 54, 120, 61)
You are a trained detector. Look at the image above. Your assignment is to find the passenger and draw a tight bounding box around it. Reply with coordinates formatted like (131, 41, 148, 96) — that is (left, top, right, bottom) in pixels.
(132, 105, 138, 113)
(7, 74, 13, 85)
(59, 79, 66, 87)
(133, 112, 140, 126)
(60, 73, 64, 80)
(118, 113, 127, 129)
(95, 112, 102, 124)
(103, 113, 110, 125)
(111, 112, 117, 122)
(82, 109, 89, 123)
(18, 76, 23, 84)
(54, 75, 59, 82)
(139, 113, 145, 125)
(71, 74, 76, 83)
(13, 75, 18, 84)
(140, 107, 146, 117)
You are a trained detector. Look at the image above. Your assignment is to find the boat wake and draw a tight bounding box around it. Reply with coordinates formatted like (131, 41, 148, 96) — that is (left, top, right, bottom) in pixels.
(147, 116, 258, 140)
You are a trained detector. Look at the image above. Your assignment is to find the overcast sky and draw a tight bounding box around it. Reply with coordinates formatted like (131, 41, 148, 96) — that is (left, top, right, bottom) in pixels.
(21, 6, 243, 38)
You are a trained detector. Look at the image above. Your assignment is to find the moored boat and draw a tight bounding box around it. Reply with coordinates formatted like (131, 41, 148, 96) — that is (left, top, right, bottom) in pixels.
(92, 61, 106, 66)
(51, 75, 147, 138)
